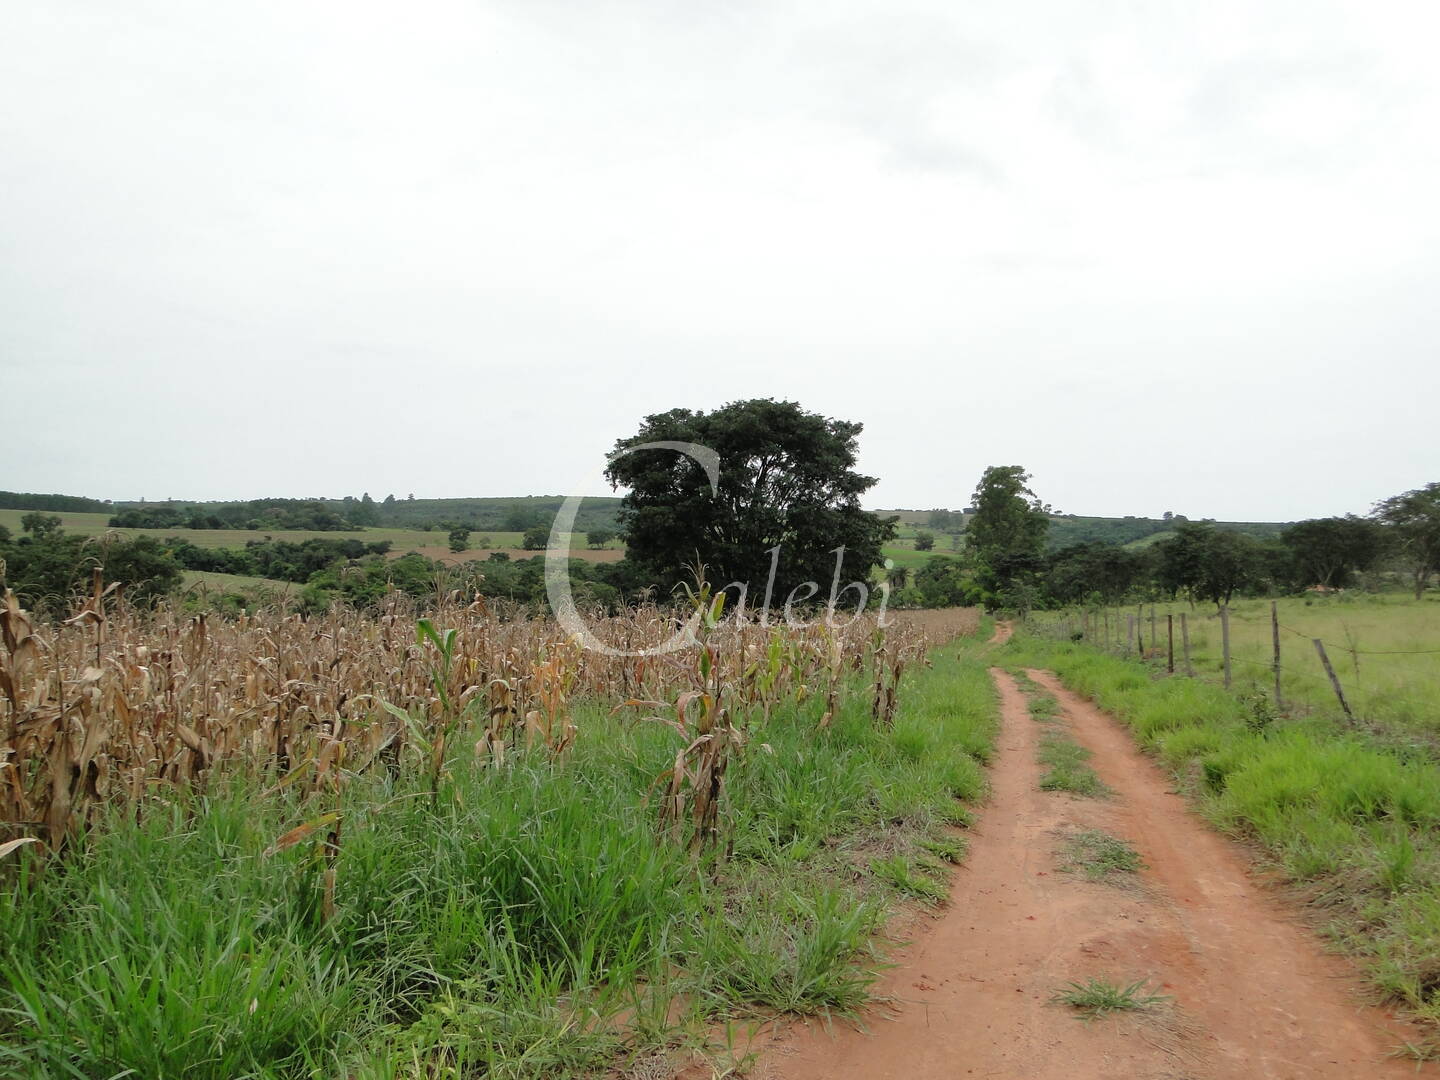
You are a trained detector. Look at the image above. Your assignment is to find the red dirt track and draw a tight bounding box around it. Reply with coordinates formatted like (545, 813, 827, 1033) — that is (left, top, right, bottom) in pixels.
(749, 660, 1420, 1080)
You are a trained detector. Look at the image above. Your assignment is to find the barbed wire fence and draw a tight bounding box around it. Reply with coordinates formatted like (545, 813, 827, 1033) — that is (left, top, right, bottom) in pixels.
(1022, 599, 1439, 732)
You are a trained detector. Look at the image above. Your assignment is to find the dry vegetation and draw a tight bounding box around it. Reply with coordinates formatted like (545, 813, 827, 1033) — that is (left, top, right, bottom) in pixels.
(0, 584, 988, 1079)
(0, 581, 976, 855)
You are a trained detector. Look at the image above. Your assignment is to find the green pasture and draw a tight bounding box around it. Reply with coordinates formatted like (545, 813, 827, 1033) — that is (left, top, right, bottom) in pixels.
(1053, 594, 1440, 737)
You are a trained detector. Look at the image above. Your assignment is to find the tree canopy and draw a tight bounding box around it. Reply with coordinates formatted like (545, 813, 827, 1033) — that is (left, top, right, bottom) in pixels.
(604, 399, 894, 605)
(1280, 516, 1387, 589)
(966, 465, 1051, 602)
(1373, 483, 1440, 600)
(0, 526, 181, 611)
(1152, 521, 1281, 607)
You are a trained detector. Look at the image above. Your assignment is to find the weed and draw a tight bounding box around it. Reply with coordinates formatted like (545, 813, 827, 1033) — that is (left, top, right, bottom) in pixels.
(1389, 1039, 1440, 1068)
(869, 855, 949, 904)
(1051, 977, 1170, 1018)
(1060, 829, 1145, 882)
(1241, 690, 1280, 734)
(937, 802, 977, 828)
(1038, 734, 1109, 797)
(1010, 669, 1042, 694)
(1028, 692, 1060, 723)
(918, 834, 967, 864)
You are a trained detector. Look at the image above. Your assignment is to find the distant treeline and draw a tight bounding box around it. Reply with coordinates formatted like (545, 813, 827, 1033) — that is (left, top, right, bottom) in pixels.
(0, 520, 634, 616)
(163, 537, 394, 580)
(318, 494, 626, 532)
(109, 499, 356, 532)
(99, 494, 627, 534)
(164, 536, 641, 615)
(888, 506, 1289, 551)
(900, 515, 1403, 611)
(0, 491, 111, 513)
(1044, 514, 1286, 552)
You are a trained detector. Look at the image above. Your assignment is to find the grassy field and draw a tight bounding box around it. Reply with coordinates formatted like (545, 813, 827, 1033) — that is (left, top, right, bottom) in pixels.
(998, 628, 1440, 1029)
(1044, 594, 1440, 737)
(882, 537, 962, 571)
(881, 544, 937, 570)
(0, 612, 995, 1078)
(181, 570, 299, 593)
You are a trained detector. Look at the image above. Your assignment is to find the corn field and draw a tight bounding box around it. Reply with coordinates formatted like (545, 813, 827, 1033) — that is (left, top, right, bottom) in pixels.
(0, 584, 978, 855)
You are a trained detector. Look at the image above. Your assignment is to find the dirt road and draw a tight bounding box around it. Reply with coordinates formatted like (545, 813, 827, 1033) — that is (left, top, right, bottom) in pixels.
(751, 666, 1419, 1079)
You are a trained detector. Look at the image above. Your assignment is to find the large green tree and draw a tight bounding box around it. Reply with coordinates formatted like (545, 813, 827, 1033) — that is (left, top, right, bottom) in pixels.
(604, 399, 894, 606)
(966, 466, 1051, 601)
(1044, 541, 1147, 605)
(1373, 483, 1440, 599)
(1280, 516, 1387, 589)
(1154, 521, 1266, 607)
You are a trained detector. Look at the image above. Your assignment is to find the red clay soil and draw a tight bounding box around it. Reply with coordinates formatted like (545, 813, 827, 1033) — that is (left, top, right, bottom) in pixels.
(749, 666, 1421, 1080)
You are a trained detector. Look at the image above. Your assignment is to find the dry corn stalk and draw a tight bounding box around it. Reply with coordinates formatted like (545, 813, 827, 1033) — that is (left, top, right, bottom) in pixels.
(0, 584, 975, 851)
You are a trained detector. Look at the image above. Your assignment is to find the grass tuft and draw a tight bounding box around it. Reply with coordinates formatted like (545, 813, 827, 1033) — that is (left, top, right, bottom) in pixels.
(1038, 733, 1109, 797)
(1059, 829, 1145, 882)
(1027, 692, 1061, 723)
(1051, 977, 1170, 1018)
(918, 834, 968, 864)
(869, 855, 949, 904)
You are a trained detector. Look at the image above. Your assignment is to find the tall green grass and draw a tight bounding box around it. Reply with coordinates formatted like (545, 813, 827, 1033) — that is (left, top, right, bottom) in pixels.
(1001, 632, 1440, 1029)
(0, 640, 997, 1079)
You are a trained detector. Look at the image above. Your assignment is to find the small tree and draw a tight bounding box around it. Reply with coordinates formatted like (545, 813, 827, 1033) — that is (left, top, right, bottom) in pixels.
(913, 531, 935, 552)
(913, 556, 975, 608)
(522, 524, 549, 550)
(586, 528, 616, 549)
(20, 512, 63, 539)
(448, 527, 470, 553)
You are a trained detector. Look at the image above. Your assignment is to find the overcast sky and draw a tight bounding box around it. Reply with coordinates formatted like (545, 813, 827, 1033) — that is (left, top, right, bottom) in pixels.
(3, 1, 1437, 521)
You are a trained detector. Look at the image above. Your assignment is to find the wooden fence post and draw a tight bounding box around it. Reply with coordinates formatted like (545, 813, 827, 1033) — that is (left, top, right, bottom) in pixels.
(1220, 605, 1232, 689)
(1127, 615, 1135, 656)
(1271, 600, 1284, 708)
(1313, 638, 1355, 723)
(1180, 612, 1193, 676)
(1150, 605, 1157, 652)
(1167, 614, 1174, 674)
